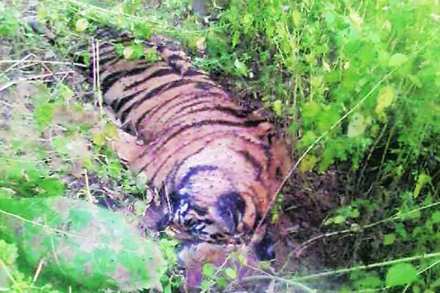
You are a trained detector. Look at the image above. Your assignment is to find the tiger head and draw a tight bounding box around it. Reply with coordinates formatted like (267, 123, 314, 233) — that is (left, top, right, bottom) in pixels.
(166, 166, 259, 244)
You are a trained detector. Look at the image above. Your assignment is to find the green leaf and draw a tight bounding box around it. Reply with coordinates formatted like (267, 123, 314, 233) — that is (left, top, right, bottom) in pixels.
(38, 178, 65, 197)
(298, 131, 317, 150)
(413, 173, 431, 198)
(347, 112, 369, 137)
(34, 103, 55, 130)
(0, 196, 166, 291)
(291, 10, 301, 27)
(325, 215, 346, 225)
(431, 278, 440, 288)
(123, 43, 145, 60)
(0, 240, 18, 266)
(272, 100, 283, 116)
(144, 48, 160, 63)
(0, 240, 18, 289)
(0, 6, 20, 38)
(389, 53, 408, 67)
(133, 22, 152, 39)
(200, 280, 211, 291)
(114, 44, 125, 57)
(224, 267, 237, 279)
(385, 263, 418, 287)
(202, 263, 215, 277)
(316, 107, 340, 132)
(431, 211, 440, 224)
(352, 273, 382, 289)
(56, 84, 74, 101)
(302, 101, 321, 119)
(383, 233, 396, 246)
(375, 86, 395, 116)
(233, 59, 248, 76)
(217, 276, 228, 288)
(299, 155, 318, 173)
(75, 18, 89, 32)
(333, 215, 346, 224)
(92, 131, 106, 146)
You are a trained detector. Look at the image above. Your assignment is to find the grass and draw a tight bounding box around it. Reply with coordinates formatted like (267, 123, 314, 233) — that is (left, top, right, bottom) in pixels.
(0, 0, 439, 292)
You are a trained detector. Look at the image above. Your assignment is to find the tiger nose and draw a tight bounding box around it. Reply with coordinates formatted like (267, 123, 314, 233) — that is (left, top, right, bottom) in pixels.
(215, 192, 246, 234)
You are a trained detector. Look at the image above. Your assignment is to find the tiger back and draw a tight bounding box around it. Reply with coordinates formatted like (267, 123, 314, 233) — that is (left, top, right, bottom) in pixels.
(91, 32, 292, 245)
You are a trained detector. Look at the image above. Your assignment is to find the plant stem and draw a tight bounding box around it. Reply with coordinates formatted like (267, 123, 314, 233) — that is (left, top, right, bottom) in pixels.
(292, 251, 440, 282)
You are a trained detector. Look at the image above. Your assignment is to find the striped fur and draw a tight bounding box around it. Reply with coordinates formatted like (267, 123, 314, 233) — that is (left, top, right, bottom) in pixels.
(92, 33, 291, 244)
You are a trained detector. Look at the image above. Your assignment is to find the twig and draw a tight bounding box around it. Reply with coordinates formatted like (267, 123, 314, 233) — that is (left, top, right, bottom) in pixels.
(0, 209, 81, 238)
(292, 251, 440, 282)
(96, 39, 104, 118)
(237, 262, 316, 292)
(0, 59, 87, 67)
(92, 39, 97, 94)
(200, 254, 234, 293)
(293, 200, 440, 257)
(59, 71, 72, 83)
(356, 122, 388, 189)
(1, 54, 35, 74)
(49, 231, 65, 274)
(402, 258, 440, 293)
(241, 274, 317, 292)
(83, 169, 94, 202)
(0, 259, 16, 287)
(0, 71, 74, 92)
(32, 259, 45, 283)
(40, 60, 59, 83)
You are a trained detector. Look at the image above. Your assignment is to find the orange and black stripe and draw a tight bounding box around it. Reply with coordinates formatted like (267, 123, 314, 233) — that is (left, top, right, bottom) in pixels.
(89, 32, 291, 244)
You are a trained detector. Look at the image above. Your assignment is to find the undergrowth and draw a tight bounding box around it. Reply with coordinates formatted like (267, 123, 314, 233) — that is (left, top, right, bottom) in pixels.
(0, 0, 439, 292)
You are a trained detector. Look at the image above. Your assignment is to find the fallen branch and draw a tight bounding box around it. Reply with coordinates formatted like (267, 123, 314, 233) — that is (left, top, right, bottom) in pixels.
(241, 251, 440, 290)
(0, 59, 87, 67)
(292, 251, 440, 282)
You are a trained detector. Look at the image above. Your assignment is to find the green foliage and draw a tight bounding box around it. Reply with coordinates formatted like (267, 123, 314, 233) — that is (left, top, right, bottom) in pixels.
(202, 1, 439, 290)
(0, 158, 65, 198)
(0, 196, 166, 291)
(158, 238, 183, 292)
(0, 77, 167, 291)
(34, 103, 55, 130)
(0, 240, 58, 292)
(200, 261, 238, 292)
(349, 271, 382, 290)
(0, 4, 20, 38)
(386, 263, 418, 287)
(115, 42, 160, 62)
(206, 0, 440, 175)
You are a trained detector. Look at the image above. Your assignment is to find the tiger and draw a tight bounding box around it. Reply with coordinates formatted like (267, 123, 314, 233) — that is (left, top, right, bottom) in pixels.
(81, 29, 292, 254)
